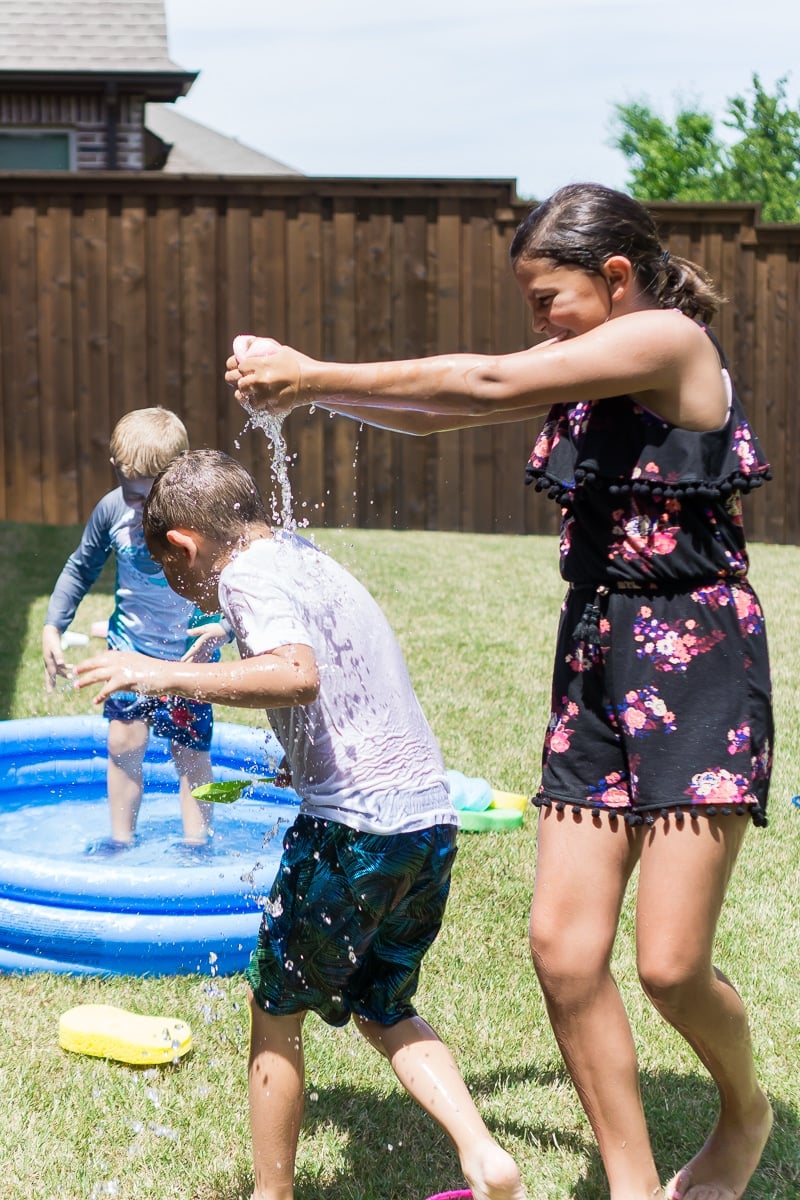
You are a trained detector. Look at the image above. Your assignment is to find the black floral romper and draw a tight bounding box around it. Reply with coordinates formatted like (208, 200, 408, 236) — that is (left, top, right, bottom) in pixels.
(526, 330, 773, 827)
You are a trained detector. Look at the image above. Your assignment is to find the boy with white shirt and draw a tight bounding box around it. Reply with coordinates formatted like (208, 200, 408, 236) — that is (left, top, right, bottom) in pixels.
(76, 448, 525, 1200)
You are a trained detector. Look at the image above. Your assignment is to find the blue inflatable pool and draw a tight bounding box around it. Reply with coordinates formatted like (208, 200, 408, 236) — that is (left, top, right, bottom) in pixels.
(0, 716, 300, 977)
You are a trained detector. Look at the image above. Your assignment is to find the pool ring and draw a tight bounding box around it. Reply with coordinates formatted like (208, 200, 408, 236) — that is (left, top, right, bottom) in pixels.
(0, 716, 300, 976)
(59, 1003, 192, 1065)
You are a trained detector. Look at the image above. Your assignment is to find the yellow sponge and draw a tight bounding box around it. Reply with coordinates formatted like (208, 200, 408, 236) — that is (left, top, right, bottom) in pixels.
(490, 789, 529, 812)
(59, 1004, 192, 1065)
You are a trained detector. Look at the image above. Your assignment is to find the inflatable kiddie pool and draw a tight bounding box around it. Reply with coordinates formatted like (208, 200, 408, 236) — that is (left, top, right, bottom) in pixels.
(0, 716, 300, 977)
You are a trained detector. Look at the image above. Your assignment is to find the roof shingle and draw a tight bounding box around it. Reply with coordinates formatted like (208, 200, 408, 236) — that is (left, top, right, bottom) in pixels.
(0, 0, 192, 73)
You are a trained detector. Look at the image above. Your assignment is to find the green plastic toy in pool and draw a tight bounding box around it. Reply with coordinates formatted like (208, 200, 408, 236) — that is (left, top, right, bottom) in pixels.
(192, 776, 275, 804)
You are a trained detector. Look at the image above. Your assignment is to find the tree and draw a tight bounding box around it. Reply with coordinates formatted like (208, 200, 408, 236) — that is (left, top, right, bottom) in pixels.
(610, 74, 800, 222)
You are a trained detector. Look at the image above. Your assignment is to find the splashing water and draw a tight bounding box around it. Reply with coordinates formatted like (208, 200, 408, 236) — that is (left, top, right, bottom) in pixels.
(241, 403, 296, 531)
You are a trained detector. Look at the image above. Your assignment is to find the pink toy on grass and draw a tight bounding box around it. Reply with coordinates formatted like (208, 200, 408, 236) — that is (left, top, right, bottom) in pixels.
(423, 1192, 473, 1200)
(232, 334, 282, 363)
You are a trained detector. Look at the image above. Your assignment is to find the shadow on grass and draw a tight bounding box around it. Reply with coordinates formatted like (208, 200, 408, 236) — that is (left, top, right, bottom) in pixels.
(203, 1063, 800, 1200)
(0, 521, 114, 718)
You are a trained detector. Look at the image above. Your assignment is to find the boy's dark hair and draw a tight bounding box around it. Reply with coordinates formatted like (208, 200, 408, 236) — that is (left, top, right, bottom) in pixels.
(509, 182, 721, 323)
(143, 449, 270, 553)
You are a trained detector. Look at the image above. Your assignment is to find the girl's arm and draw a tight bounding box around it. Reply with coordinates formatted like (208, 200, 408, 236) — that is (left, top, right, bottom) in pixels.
(227, 309, 727, 433)
(314, 399, 551, 435)
(75, 643, 320, 709)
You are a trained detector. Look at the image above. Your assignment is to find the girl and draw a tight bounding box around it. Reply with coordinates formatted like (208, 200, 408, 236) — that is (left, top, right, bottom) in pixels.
(225, 183, 774, 1200)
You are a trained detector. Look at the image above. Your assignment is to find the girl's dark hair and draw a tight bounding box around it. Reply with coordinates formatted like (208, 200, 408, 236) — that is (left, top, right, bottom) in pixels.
(509, 182, 722, 322)
(143, 448, 269, 552)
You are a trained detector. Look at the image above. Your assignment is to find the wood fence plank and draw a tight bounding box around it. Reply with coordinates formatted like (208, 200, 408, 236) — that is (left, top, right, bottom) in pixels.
(37, 198, 78, 523)
(284, 196, 324, 530)
(217, 198, 254, 456)
(72, 196, 112, 514)
(356, 200, 394, 529)
(461, 207, 495, 533)
(393, 203, 431, 530)
(323, 199, 360, 528)
(433, 198, 462, 532)
(146, 196, 181, 419)
(5, 200, 44, 520)
(179, 196, 218, 453)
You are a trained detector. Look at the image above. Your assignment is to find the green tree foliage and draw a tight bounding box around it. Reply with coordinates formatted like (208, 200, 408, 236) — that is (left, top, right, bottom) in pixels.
(611, 74, 800, 222)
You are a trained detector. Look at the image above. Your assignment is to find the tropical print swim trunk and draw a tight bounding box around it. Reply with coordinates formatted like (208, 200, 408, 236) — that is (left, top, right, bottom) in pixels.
(246, 815, 458, 1026)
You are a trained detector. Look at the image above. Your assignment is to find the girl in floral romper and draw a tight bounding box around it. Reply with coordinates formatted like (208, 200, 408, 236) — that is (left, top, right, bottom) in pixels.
(225, 182, 773, 1200)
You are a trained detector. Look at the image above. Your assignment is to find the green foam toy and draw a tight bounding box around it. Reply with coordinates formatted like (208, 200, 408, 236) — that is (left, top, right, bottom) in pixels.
(191, 776, 275, 804)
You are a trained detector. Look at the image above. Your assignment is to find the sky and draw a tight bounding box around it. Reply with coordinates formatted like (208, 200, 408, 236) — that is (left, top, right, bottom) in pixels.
(163, 0, 800, 201)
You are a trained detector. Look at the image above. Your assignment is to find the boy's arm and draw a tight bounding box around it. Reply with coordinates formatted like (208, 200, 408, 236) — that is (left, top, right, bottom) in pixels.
(75, 644, 320, 709)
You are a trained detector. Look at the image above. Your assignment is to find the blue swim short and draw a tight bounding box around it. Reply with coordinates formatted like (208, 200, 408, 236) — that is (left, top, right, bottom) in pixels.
(246, 814, 458, 1027)
(103, 692, 213, 751)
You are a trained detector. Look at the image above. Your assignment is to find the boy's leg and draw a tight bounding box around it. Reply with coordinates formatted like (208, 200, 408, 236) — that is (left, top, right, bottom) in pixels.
(170, 741, 213, 844)
(529, 807, 661, 1200)
(356, 1013, 526, 1200)
(248, 991, 306, 1200)
(635, 816, 772, 1200)
(106, 717, 149, 843)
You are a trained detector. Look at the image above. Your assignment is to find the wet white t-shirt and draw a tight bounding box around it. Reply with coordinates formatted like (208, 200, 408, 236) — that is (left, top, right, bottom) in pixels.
(217, 533, 454, 835)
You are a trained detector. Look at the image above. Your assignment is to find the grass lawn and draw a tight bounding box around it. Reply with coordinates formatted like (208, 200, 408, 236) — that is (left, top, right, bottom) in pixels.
(0, 522, 798, 1199)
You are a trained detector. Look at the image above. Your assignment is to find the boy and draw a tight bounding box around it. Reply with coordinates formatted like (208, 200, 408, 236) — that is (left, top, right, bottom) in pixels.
(75, 448, 526, 1200)
(43, 408, 218, 849)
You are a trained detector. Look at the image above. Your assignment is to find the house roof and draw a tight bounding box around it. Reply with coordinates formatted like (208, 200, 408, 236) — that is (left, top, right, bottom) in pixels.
(146, 104, 303, 176)
(0, 0, 190, 73)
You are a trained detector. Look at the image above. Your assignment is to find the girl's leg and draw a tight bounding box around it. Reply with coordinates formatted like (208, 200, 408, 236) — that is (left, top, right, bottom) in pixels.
(635, 815, 772, 1200)
(170, 741, 213, 844)
(248, 993, 306, 1200)
(356, 1013, 526, 1200)
(529, 807, 660, 1200)
(106, 718, 149, 843)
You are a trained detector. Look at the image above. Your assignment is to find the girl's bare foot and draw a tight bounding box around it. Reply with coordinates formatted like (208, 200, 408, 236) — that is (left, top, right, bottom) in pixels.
(665, 1090, 773, 1200)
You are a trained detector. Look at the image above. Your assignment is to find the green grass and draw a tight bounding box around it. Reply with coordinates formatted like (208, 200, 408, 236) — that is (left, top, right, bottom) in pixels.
(1, 524, 799, 1199)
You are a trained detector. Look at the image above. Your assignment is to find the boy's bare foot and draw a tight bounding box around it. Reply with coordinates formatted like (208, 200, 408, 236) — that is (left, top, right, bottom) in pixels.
(461, 1139, 527, 1200)
(664, 1091, 773, 1200)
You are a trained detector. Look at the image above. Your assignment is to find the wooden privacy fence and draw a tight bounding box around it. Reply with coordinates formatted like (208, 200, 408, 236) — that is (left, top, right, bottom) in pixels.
(1, 173, 799, 542)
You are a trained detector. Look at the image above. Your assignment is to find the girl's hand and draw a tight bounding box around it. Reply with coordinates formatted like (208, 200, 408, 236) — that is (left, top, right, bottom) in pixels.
(225, 332, 310, 415)
(74, 650, 169, 705)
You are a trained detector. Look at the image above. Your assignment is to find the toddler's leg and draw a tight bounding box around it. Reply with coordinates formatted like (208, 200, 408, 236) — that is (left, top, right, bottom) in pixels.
(248, 994, 306, 1200)
(106, 718, 149, 843)
(356, 1013, 526, 1200)
(170, 742, 213, 844)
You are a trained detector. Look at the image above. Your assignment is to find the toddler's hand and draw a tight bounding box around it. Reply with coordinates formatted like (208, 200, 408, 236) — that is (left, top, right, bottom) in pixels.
(42, 623, 70, 693)
(183, 623, 229, 662)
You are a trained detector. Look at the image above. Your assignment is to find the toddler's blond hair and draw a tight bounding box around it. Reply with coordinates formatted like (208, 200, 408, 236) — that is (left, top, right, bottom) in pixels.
(109, 408, 189, 479)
